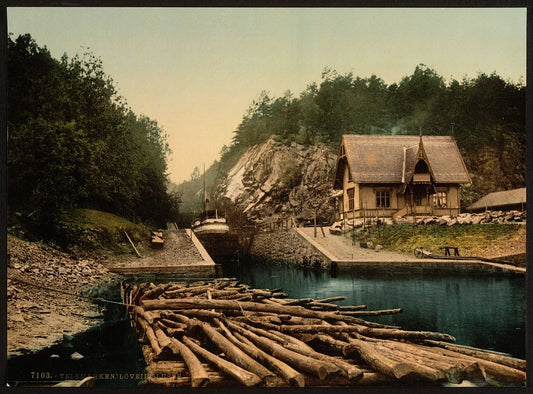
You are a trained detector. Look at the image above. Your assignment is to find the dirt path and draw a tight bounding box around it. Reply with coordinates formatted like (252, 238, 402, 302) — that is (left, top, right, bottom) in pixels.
(104, 228, 213, 273)
(7, 236, 118, 358)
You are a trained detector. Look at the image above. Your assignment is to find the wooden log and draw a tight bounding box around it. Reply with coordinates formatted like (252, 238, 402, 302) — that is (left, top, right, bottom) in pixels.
(133, 283, 149, 305)
(160, 311, 190, 324)
(133, 306, 156, 325)
(282, 298, 314, 306)
(168, 337, 210, 387)
(232, 321, 285, 343)
(158, 322, 185, 338)
(268, 331, 316, 354)
(315, 296, 346, 303)
(283, 341, 364, 380)
(213, 318, 303, 387)
(136, 316, 161, 356)
(225, 292, 253, 300)
(337, 305, 367, 311)
(231, 331, 305, 387)
(378, 339, 484, 383)
(281, 317, 324, 326)
(153, 322, 173, 353)
(189, 318, 276, 383)
(423, 345, 526, 384)
(370, 342, 446, 381)
(178, 309, 225, 319)
(141, 298, 399, 329)
(307, 301, 340, 310)
(213, 280, 232, 290)
(303, 334, 349, 354)
(230, 317, 280, 331)
(181, 336, 262, 387)
(340, 308, 402, 317)
(226, 321, 340, 380)
(210, 290, 242, 298)
(140, 284, 171, 302)
(342, 338, 418, 380)
(160, 318, 186, 329)
(165, 284, 212, 297)
(424, 340, 526, 371)
(271, 292, 288, 298)
(355, 326, 455, 342)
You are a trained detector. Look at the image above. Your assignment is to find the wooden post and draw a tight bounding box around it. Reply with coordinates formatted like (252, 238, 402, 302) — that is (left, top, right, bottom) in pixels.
(314, 210, 317, 238)
(124, 230, 142, 258)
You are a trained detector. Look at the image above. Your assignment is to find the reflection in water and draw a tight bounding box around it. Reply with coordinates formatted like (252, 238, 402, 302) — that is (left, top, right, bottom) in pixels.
(223, 256, 526, 359)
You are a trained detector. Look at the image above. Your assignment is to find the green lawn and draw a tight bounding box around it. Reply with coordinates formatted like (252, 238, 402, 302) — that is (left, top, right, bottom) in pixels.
(354, 223, 525, 258)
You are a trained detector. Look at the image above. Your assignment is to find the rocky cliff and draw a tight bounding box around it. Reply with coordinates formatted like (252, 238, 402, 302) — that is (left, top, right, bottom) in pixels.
(217, 138, 337, 223)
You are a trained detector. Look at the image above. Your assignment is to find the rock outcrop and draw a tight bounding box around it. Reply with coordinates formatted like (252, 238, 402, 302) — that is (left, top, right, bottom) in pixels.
(220, 138, 337, 223)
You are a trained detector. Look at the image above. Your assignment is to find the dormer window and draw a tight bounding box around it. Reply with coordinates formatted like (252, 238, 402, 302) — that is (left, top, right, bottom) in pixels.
(412, 160, 431, 183)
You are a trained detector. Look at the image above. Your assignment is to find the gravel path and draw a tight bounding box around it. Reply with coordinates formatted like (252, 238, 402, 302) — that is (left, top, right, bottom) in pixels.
(105, 229, 209, 272)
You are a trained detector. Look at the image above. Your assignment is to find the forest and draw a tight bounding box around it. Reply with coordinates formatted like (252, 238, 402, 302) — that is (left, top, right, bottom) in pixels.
(7, 34, 181, 233)
(8, 32, 525, 231)
(179, 65, 525, 213)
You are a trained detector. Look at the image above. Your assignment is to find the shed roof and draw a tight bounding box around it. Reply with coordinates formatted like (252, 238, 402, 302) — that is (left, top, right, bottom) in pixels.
(467, 188, 526, 211)
(335, 134, 471, 186)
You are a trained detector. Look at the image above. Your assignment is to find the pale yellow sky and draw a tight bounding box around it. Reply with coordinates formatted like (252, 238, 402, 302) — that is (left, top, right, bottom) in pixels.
(8, 7, 526, 183)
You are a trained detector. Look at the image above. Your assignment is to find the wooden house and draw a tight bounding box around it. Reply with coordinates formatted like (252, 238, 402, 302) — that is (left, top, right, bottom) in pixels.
(333, 135, 471, 222)
(467, 187, 526, 213)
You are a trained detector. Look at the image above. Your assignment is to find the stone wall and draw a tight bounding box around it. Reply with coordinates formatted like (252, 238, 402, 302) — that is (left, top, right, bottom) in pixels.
(248, 229, 331, 269)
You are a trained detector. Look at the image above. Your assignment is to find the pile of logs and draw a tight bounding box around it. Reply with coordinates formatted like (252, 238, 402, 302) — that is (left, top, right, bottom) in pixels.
(150, 231, 164, 249)
(122, 279, 526, 387)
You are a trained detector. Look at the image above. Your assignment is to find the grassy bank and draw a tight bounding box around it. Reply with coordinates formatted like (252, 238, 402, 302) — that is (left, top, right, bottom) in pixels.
(354, 223, 526, 259)
(55, 208, 151, 255)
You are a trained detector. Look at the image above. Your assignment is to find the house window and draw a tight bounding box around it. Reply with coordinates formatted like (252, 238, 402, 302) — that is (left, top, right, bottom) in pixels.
(433, 192, 448, 208)
(347, 188, 355, 210)
(376, 191, 390, 208)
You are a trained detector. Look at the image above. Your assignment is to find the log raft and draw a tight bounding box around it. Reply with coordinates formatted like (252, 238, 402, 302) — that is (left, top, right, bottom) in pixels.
(122, 279, 525, 388)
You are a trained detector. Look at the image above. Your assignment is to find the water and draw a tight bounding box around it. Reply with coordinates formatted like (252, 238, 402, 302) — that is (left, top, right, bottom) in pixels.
(7, 259, 525, 387)
(7, 284, 147, 387)
(223, 256, 526, 359)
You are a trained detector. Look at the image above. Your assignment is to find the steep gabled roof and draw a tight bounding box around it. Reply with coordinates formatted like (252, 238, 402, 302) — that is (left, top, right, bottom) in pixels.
(334, 134, 471, 186)
(467, 188, 526, 211)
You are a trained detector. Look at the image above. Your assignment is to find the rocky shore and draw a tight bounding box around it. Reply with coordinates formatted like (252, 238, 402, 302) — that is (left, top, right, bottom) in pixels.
(7, 236, 118, 358)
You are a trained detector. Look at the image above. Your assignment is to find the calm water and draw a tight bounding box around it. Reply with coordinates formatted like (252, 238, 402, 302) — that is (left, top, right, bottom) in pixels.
(223, 256, 526, 359)
(7, 259, 525, 387)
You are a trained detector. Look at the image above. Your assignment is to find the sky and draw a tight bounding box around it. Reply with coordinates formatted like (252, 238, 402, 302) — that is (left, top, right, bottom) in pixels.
(7, 7, 526, 183)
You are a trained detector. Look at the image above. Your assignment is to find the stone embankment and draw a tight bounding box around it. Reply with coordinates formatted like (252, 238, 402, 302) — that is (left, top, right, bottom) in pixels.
(408, 210, 526, 226)
(7, 236, 118, 357)
(248, 229, 331, 268)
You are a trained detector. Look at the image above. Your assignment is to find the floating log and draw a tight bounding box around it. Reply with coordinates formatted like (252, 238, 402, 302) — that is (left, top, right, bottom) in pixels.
(423, 344, 526, 383)
(182, 336, 262, 387)
(340, 308, 402, 317)
(424, 340, 526, 371)
(227, 321, 340, 380)
(127, 280, 525, 388)
(231, 331, 305, 387)
(315, 296, 346, 303)
(136, 316, 161, 356)
(189, 318, 276, 383)
(342, 338, 418, 380)
(213, 318, 305, 387)
(168, 338, 210, 387)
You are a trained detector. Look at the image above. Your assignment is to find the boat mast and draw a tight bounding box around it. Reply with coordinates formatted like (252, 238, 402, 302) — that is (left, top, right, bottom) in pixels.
(203, 163, 207, 215)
